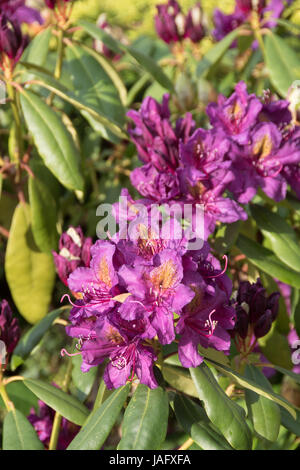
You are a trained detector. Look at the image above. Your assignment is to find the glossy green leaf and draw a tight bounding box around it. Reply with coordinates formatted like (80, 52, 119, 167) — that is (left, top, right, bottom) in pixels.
(24, 378, 89, 426)
(258, 325, 294, 370)
(244, 365, 280, 442)
(197, 28, 242, 77)
(207, 359, 297, 419)
(250, 204, 300, 272)
(65, 43, 125, 142)
(174, 394, 232, 450)
(67, 385, 130, 450)
(3, 409, 44, 450)
(280, 406, 300, 437)
(236, 234, 300, 288)
(71, 354, 98, 402)
(20, 90, 84, 191)
(190, 364, 252, 450)
(11, 307, 68, 370)
(28, 176, 58, 253)
(5, 203, 55, 324)
(265, 33, 300, 96)
(20, 27, 52, 67)
(118, 384, 169, 450)
(78, 20, 174, 92)
(162, 364, 198, 398)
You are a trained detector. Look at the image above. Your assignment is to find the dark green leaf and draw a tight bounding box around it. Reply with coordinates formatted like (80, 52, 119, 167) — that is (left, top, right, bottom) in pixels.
(3, 409, 44, 450)
(118, 384, 169, 450)
(28, 176, 58, 253)
(24, 378, 89, 426)
(258, 325, 293, 370)
(190, 363, 252, 450)
(250, 204, 300, 272)
(67, 384, 130, 450)
(162, 364, 198, 398)
(236, 234, 300, 288)
(20, 90, 84, 191)
(244, 365, 280, 442)
(174, 394, 232, 450)
(71, 354, 98, 402)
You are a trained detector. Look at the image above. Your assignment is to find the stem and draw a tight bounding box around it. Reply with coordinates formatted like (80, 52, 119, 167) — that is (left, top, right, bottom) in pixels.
(0, 383, 14, 412)
(6, 82, 23, 180)
(48, 359, 73, 450)
(47, 29, 64, 106)
(178, 437, 194, 451)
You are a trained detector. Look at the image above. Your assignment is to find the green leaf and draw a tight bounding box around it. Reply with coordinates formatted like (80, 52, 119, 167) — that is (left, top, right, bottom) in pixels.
(280, 406, 300, 437)
(207, 359, 297, 419)
(118, 384, 169, 450)
(258, 325, 293, 370)
(11, 307, 67, 370)
(190, 364, 252, 450)
(250, 204, 300, 272)
(244, 365, 280, 442)
(24, 378, 89, 426)
(5, 203, 55, 324)
(265, 32, 300, 97)
(20, 90, 84, 191)
(65, 43, 125, 142)
(78, 20, 174, 92)
(67, 385, 130, 450)
(162, 364, 198, 398)
(174, 394, 232, 450)
(3, 409, 44, 450)
(19, 27, 52, 82)
(71, 354, 98, 402)
(28, 176, 58, 253)
(197, 28, 242, 77)
(0, 382, 38, 415)
(236, 234, 300, 288)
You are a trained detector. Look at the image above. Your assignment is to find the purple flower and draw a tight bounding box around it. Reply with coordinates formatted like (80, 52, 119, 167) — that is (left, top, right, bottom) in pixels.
(67, 240, 119, 314)
(28, 396, 79, 449)
(184, 3, 205, 43)
(206, 81, 263, 145)
(130, 164, 180, 202)
(154, 0, 186, 44)
(0, 299, 20, 359)
(212, 9, 244, 43)
(119, 249, 194, 344)
(0, 14, 28, 63)
(53, 227, 92, 287)
(0, 0, 43, 24)
(77, 315, 158, 389)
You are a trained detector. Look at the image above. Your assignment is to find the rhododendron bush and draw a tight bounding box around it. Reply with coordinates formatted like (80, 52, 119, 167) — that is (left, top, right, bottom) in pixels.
(0, 0, 300, 452)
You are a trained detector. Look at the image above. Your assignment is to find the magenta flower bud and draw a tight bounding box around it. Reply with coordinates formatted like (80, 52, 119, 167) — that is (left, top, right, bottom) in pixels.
(52, 227, 92, 287)
(155, 0, 186, 44)
(93, 14, 121, 61)
(236, 0, 266, 15)
(254, 310, 273, 338)
(184, 3, 204, 43)
(44, 0, 72, 9)
(0, 14, 28, 63)
(0, 299, 20, 358)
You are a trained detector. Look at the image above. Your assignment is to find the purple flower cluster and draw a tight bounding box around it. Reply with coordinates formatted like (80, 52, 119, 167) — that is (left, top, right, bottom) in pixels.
(62, 222, 235, 389)
(155, 0, 205, 44)
(0, 0, 43, 25)
(213, 0, 284, 42)
(0, 13, 28, 64)
(127, 83, 300, 239)
(28, 396, 79, 449)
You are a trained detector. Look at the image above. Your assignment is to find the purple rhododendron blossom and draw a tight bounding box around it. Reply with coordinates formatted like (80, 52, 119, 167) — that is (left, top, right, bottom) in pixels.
(154, 0, 185, 44)
(0, 0, 43, 24)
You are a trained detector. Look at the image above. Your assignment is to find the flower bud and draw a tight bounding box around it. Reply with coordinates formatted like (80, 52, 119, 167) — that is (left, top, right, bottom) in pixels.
(184, 3, 204, 43)
(254, 310, 273, 338)
(52, 227, 92, 287)
(266, 291, 280, 321)
(235, 305, 249, 339)
(0, 299, 20, 358)
(155, 0, 185, 44)
(44, 0, 72, 9)
(0, 14, 27, 63)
